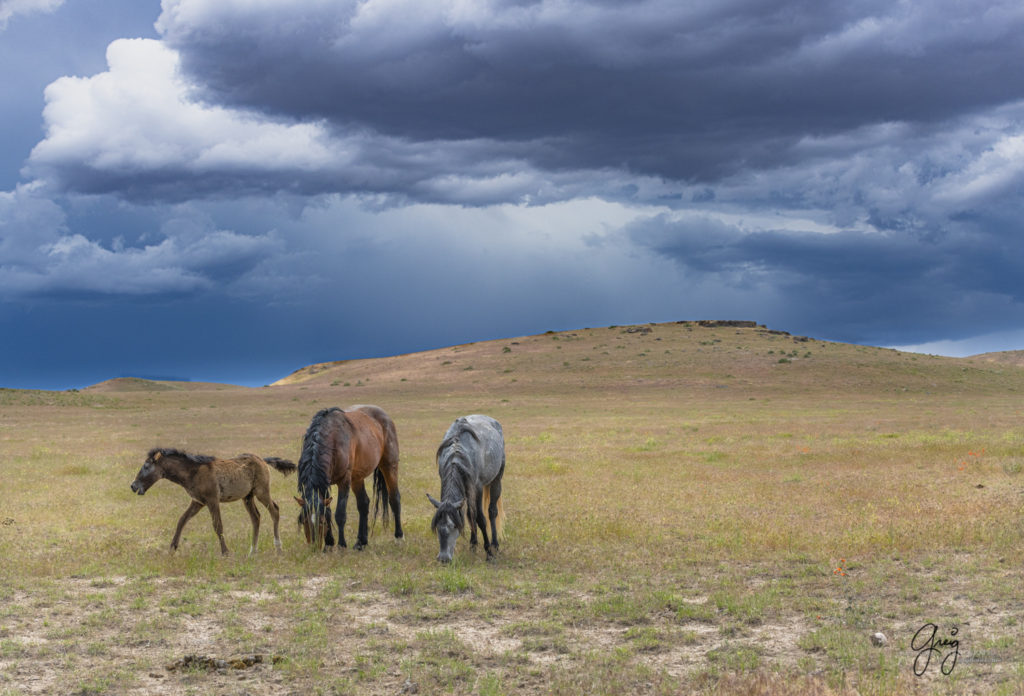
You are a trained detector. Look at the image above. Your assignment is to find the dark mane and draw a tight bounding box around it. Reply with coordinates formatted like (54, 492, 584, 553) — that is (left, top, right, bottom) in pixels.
(297, 407, 341, 501)
(433, 433, 475, 534)
(148, 447, 215, 467)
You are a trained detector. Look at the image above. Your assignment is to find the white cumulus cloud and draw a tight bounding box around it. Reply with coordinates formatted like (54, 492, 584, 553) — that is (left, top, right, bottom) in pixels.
(0, 0, 64, 29)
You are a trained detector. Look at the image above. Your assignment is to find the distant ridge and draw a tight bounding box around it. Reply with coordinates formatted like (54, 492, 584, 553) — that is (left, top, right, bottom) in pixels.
(970, 350, 1024, 368)
(272, 360, 351, 386)
(85, 377, 177, 392)
(118, 374, 191, 383)
(76, 321, 1024, 395)
(84, 377, 232, 392)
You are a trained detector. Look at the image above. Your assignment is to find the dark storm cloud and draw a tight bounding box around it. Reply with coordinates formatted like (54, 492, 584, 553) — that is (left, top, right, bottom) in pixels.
(630, 211, 1024, 344)
(156, 0, 1024, 182)
(6, 0, 1024, 391)
(24, 35, 649, 206)
(27, 0, 1024, 213)
(0, 186, 283, 297)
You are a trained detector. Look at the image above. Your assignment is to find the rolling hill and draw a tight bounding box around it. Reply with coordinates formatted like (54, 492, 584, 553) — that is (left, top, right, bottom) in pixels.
(263, 320, 1024, 399)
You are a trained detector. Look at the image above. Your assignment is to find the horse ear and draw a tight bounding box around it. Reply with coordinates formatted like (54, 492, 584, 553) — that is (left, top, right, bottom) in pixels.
(153, 451, 162, 462)
(293, 496, 304, 507)
(426, 493, 441, 509)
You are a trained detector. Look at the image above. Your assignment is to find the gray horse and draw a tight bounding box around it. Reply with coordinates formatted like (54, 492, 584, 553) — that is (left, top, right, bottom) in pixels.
(427, 415, 506, 563)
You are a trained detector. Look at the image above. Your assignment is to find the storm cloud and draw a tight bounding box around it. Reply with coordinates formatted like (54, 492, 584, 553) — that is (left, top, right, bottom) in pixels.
(3, 0, 1024, 388)
(154, 0, 1024, 180)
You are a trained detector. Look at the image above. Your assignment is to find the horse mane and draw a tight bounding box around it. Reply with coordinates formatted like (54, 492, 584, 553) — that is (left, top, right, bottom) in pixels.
(148, 447, 215, 467)
(434, 418, 481, 461)
(432, 428, 477, 534)
(297, 407, 341, 501)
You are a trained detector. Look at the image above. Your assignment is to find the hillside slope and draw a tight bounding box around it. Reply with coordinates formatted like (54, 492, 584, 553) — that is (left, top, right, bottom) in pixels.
(972, 349, 1024, 368)
(269, 320, 1024, 399)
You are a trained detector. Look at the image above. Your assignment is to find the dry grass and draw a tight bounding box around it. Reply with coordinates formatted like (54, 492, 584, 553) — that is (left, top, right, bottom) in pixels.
(1, 322, 1023, 695)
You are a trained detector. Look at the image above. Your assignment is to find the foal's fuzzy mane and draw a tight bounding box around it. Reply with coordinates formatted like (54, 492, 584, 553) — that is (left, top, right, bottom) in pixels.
(147, 447, 215, 467)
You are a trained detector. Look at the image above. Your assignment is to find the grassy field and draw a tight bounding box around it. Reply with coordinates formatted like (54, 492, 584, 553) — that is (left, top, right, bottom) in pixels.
(1, 321, 1022, 695)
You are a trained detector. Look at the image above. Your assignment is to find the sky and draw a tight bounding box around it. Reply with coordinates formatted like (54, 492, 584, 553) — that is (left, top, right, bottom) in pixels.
(2, 0, 1024, 390)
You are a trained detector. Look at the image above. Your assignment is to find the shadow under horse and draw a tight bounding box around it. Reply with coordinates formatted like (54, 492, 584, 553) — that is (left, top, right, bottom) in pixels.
(130, 448, 296, 555)
(295, 405, 403, 551)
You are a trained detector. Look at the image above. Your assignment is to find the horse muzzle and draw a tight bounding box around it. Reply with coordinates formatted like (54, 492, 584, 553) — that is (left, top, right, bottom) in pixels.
(130, 481, 146, 495)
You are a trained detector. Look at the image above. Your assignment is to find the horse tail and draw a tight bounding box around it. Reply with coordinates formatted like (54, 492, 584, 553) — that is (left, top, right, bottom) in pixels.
(370, 406, 398, 530)
(482, 484, 505, 540)
(264, 457, 297, 476)
(372, 466, 390, 529)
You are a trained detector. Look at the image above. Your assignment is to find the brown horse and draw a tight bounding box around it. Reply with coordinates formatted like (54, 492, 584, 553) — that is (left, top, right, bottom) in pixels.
(294, 405, 403, 551)
(130, 448, 296, 555)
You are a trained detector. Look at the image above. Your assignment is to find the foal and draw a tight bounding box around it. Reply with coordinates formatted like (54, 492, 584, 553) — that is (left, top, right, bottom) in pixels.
(131, 447, 296, 555)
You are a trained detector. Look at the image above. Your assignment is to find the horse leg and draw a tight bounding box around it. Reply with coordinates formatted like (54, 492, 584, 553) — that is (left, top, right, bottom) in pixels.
(468, 490, 481, 549)
(334, 485, 349, 549)
(474, 489, 493, 560)
(381, 465, 403, 539)
(322, 495, 336, 550)
(353, 481, 370, 550)
(487, 478, 502, 556)
(207, 500, 230, 556)
(170, 500, 204, 552)
(243, 494, 261, 556)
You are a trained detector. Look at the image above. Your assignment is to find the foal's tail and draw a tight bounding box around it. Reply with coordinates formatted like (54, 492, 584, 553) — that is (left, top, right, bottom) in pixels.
(372, 467, 390, 529)
(482, 484, 505, 540)
(264, 457, 297, 476)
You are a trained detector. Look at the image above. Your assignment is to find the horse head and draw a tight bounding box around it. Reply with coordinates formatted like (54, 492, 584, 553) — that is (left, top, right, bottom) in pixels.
(294, 492, 333, 550)
(131, 450, 166, 495)
(427, 493, 465, 564)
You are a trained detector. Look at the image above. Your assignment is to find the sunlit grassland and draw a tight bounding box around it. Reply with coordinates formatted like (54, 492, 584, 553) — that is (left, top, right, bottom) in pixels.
(1, 322, 1023, 695)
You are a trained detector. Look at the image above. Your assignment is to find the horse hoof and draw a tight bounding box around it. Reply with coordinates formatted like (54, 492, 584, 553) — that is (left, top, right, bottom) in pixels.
(354, 543, 366, 551)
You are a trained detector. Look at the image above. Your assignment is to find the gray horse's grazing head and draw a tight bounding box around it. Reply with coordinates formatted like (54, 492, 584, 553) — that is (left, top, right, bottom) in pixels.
(427, 493, 464, 564)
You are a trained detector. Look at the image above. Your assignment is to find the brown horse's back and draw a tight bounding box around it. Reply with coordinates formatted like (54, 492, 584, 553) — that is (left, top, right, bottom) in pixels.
(340, 408, 386, 482)
(347, 404, 399, 471)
